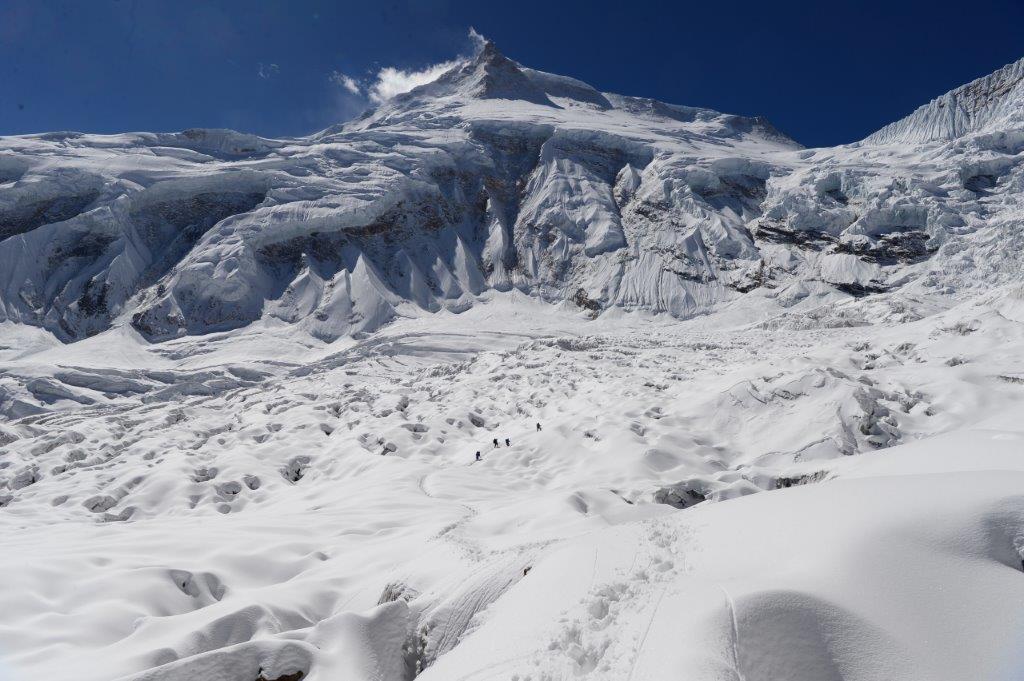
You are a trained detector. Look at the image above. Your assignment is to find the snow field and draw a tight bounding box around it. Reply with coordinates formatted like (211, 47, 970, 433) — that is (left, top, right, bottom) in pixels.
(2, 287, 1024, 679)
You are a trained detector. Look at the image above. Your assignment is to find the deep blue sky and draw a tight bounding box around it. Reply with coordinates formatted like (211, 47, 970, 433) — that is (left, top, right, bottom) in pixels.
(2, 0, 1023, 147)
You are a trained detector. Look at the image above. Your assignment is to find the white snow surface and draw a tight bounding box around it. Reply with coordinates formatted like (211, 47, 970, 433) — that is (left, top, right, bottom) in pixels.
(3, 41, 1024, 681)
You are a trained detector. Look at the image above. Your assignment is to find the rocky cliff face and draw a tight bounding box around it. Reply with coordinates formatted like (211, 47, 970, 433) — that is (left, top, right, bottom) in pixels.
(2, 43, 1023, 342)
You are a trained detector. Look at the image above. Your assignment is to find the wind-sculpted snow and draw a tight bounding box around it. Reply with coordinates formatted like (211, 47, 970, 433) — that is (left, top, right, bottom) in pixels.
(4, 41, 1024, 681)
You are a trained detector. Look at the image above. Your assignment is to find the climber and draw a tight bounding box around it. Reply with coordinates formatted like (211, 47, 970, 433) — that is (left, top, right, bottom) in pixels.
(475, 451, 481, 462)
(493, 438, 499, 448)
(536, 422, 542, 432)
(505, 437, 511, 447)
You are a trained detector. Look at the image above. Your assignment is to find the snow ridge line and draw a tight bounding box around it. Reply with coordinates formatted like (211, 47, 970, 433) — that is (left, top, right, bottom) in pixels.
(719, 584, 747, 681)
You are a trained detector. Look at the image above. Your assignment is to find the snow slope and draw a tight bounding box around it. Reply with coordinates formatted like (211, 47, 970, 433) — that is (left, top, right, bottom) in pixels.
(865, 56, 1024, 145)
(2, 41, 1024, 681)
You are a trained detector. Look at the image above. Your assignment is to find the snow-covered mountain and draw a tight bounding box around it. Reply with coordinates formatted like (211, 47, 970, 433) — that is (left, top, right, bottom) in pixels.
(0, 41, 791, 343)
(3, 42, 1024, 681)
(8, 41, 1021, 345)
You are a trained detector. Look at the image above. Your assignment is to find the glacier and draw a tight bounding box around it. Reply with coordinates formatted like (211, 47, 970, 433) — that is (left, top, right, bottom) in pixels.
(11, 40, 1023, 342)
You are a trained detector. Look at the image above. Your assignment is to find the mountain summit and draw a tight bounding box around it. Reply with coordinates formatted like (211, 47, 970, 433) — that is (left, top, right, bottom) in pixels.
(446, 39, 556, 105)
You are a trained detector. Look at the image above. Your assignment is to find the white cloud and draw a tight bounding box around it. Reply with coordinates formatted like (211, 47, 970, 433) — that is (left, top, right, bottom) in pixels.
(257, 62, 280, 80)
(368, 60, 460, 104)
(360, 29, 489, 105)
(468, 27, 487, 53)
(329, 70, 361, 95)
